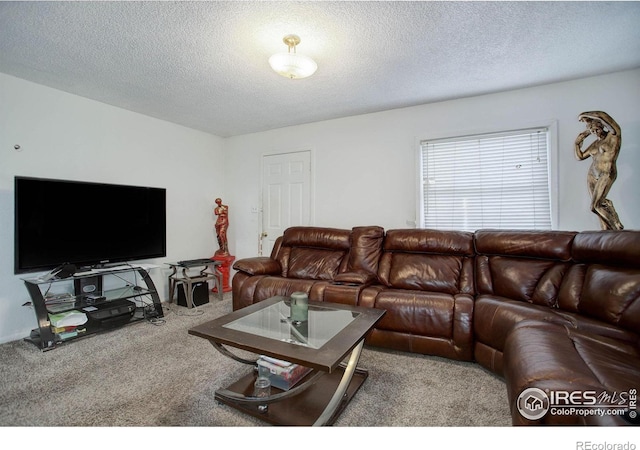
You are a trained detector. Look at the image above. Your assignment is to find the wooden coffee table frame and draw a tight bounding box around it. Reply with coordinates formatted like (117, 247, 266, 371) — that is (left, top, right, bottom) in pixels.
(188, 296, 385, 426)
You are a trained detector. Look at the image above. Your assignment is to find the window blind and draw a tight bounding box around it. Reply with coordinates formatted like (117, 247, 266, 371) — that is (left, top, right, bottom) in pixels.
(420, 128, 551, 231)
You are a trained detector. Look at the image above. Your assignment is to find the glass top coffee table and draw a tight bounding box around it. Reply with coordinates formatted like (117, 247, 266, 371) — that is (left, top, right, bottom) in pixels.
(188, 296, 385, 426)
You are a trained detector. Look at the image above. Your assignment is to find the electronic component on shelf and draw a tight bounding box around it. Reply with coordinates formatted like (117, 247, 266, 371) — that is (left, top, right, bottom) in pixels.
(85, 299, 136, 321)
(84, 294, 106, 304)
(176, 258, 217, 267)
(44, 292, 75, 304)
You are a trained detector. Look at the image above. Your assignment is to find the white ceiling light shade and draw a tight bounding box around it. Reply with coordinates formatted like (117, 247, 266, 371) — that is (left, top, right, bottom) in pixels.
(269, 34, 318, 79)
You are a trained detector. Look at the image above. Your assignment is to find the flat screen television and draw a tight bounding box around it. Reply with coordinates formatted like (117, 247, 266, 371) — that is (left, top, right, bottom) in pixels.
(14, 176, 166, 274)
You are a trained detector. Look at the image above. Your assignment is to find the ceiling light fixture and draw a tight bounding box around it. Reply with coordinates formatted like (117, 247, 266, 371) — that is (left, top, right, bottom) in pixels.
(269, 34, 317, 79)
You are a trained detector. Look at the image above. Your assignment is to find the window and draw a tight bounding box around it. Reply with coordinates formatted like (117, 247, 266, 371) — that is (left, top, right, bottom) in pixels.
(419, 128, 552, 231)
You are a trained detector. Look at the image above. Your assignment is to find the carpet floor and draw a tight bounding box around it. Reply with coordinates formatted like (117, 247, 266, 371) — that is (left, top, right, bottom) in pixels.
(0, 294, 511, 428)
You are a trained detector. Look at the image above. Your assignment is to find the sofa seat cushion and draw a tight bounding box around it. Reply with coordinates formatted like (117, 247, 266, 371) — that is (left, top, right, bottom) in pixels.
(550, 310, 640, 345)
(504, 320, 640, 425)
(473, 294, 640, 376)
(474, 295, 558, 353)
(474, 295, 640, 355)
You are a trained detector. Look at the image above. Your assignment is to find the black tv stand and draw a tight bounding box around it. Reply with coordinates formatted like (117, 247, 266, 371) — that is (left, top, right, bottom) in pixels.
(22, 265, 163, 351)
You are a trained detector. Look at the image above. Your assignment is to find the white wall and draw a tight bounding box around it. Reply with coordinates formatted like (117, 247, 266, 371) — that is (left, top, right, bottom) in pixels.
(0, 73, 225, 344)
(225, 69, 640, 260)
(2, 69, 639, 345)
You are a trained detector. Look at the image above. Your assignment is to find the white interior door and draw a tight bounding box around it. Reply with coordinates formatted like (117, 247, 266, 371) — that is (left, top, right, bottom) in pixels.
(261, 151, 311, 256)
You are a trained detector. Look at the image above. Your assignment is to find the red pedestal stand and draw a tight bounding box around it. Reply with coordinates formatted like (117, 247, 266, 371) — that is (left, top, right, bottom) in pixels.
(212, 254, 235, 293)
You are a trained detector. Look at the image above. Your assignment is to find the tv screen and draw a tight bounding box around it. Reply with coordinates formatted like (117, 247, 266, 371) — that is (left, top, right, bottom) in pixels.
(15, 176, 166, 274)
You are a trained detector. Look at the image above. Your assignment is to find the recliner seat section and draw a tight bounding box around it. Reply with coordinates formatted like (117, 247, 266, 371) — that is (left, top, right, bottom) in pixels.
(472, 229, 578, 375)
(502, 230, 640, 425)
(232, 226, 384, 310)
(231, 226, 640, 426)
(232, 226, 351, 310)
(359, 229, 475, 360)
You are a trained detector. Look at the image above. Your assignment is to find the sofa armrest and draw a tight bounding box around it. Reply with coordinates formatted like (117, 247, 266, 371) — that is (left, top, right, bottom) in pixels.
(333, 270, 377, 286)
(233, 257, 281, 276)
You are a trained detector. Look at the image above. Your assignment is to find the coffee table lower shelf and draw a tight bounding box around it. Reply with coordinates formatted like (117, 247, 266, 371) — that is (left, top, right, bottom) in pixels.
(215, 366, 369, 426)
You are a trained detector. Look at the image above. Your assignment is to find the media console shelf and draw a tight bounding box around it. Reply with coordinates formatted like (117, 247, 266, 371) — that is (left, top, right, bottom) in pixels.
(22, 265, 163, 351)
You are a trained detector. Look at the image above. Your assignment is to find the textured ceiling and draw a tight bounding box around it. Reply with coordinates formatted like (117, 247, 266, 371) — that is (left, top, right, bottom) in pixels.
(1, 1, 639, 137)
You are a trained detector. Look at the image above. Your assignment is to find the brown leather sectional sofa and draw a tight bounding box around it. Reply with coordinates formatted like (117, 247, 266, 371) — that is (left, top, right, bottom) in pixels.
(232, 226, 640, 426)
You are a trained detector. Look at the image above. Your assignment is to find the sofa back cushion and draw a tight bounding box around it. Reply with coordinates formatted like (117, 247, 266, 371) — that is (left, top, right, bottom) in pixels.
(347, 226, 385, 276)
(275, 227, 351, 280)
(558, 230, 640, 332)
(474, 230, 577, 307)
(378, 229, 475, 295)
